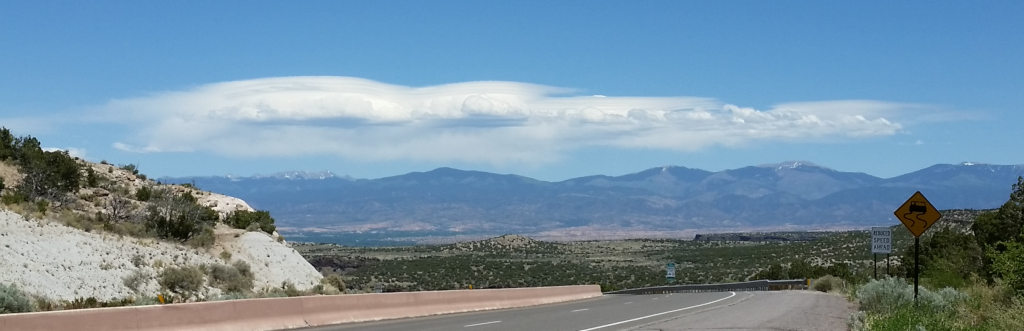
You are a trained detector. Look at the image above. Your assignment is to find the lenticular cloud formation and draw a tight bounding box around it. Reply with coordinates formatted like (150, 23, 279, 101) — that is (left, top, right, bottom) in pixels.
(106, 76, 904, 164)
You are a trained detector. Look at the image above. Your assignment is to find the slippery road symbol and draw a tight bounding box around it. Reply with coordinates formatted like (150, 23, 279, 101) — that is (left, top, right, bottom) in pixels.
(894, 191, 942, 237)
(904, 202, 929, 227)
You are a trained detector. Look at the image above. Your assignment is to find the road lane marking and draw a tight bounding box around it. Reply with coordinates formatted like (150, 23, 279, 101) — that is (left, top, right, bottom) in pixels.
(464, 320, 502, 327)
(572, 308, 590, 312)
(624, 301, 633, 304)
(578, 291, 738, 331)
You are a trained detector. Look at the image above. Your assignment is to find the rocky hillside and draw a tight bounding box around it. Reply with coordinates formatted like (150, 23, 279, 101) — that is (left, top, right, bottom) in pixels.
(0, 155, 322, 304)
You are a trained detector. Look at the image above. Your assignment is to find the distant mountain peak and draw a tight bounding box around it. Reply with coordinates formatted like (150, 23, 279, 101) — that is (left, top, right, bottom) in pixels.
(258, 170, 340, 180)
(757, 161, 827, 171)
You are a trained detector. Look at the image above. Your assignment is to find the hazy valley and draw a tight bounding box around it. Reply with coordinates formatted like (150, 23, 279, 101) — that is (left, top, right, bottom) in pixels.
(167, 161, 1024, 244)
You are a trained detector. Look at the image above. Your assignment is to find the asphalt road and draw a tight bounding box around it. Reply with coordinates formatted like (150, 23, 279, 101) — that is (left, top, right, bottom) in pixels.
(292, 290, 852, 331)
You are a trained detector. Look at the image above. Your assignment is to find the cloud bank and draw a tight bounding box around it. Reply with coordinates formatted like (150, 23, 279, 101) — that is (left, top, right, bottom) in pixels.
(104, 76, 906, 164)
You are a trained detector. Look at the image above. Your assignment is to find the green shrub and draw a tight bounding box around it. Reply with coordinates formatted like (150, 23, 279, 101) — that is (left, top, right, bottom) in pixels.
(225, 210, 277, 235)
(65, 297, 100, 309)
(866, 305, 956, 330)
(956, 282, 1024, 330)
(158, 266, 205, 298)
(253, 280, 302, 298)
(15, 144, 81, 200)
(64, 297, 134, 309)
(207, 262, 254, 293)
(35, 199, 48, 214)
(1, 191, 27, 205)
(85, 167, 98, 187)
(144, 192, 218, 243)
(811, 275, 844, 293)
(0, 128, 14, 161)
(120, 164, 139, 176)
(0, 283, 33, 314)
(33, 296, 56, 312)
(281, 281, 302, 297)
(989, 240, 1024, 294)
(135, 186, 152, 201)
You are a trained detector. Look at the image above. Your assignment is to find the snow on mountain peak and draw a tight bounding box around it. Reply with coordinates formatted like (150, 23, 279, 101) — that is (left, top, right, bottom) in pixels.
(758, 161, 823, 171)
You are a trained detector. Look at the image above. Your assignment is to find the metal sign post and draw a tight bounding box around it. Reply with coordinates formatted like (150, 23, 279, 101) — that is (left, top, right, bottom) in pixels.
(893, 191, 942, 306)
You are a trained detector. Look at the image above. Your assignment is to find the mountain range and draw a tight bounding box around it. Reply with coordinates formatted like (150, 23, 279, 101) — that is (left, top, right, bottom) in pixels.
(163, 162, 1024, 238)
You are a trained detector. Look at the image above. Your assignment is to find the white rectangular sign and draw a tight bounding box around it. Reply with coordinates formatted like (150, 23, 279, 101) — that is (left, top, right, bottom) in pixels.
(871, 227, 892, 254)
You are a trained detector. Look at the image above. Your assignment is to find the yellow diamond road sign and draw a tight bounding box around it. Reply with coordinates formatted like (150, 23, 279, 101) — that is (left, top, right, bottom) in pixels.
(894, 191, 942, 237)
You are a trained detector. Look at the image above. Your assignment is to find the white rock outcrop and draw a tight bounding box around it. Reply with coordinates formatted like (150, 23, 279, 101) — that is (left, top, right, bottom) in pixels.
(0, 208, 322, 302)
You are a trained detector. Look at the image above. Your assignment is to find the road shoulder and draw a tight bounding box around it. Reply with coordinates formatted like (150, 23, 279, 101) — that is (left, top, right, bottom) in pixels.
(631, 291, 855, 331)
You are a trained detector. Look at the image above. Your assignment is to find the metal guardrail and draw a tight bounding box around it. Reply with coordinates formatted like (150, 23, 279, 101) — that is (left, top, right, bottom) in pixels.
(606, 279, 808, 295)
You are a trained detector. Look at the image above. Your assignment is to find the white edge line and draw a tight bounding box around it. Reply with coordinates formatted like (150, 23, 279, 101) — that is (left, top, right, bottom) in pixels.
(577, 291, 737, 331)
(464, 320, 502, 327)
(572, 308, 590, 312)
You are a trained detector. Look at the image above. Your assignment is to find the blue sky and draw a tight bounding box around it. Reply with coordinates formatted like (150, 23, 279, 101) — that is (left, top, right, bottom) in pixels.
(1, 1, 1022, 181)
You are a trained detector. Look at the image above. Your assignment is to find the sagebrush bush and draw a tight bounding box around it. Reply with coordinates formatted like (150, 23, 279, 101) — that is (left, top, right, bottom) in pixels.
(131, 254, 146, 268)
(186, 226, 215, 248)
(322, 273, 346, 293)
(811, 275, 844, 292)
(158, 266, 205, 298)
(232, 260, 253, 278)
(207, 262, 254, 293)
(857, 277, 965, 313)
(0, 283, 34, 314)
(123, 269, 150, 293)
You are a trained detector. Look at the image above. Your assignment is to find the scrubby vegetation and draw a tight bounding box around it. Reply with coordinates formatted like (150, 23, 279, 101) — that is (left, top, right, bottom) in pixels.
(0, 127, 305, 314)
(296, 232, 876, 293)
(0, 283, 34, 314)
(158, 266, 206, 300)
(292, 178, 1024, 329)
(207, 261, 255, 294)
(811, 275, 845, 293)
(0, 128, 81, 203)
(848, 177, 1024, 330)
(0, 127, 286, 246)
(225, 209, 276, 235)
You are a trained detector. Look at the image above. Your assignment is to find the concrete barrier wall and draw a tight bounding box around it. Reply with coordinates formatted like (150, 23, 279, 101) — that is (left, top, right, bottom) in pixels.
(0, 285, 602, 331)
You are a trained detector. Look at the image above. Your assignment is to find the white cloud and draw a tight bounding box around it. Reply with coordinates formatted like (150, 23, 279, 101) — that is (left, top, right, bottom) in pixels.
(101, 76, 910, 164)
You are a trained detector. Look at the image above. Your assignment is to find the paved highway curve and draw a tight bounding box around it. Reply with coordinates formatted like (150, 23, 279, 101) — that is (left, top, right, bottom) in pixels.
(290, 290, 851, 331)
